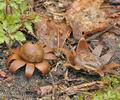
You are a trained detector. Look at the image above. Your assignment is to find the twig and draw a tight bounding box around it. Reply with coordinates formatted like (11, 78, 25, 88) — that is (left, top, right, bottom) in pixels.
(34, 81, 107, 97)
(86, 24, 113, 42)
(49, 72, 56, 99)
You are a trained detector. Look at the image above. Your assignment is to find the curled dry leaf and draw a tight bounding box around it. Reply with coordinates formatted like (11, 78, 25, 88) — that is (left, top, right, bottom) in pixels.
(98, 63, 120, 75)
(66, 0, 110, 40)
(0, 70, 7, 78)
(0, 70, 12, 82)
(60, 37, 119, 76)
(7, 42, 57, 78)
(34, 15, 72, 49)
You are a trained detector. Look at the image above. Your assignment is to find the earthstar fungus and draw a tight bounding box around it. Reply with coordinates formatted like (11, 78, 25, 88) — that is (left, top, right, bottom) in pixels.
(60, 37, 120, 76)
(7, 42, 56, 78)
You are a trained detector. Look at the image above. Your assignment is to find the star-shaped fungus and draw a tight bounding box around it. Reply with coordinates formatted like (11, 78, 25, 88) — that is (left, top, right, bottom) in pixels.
(7, 42, 57, 78)
(60, 37, 120, 76)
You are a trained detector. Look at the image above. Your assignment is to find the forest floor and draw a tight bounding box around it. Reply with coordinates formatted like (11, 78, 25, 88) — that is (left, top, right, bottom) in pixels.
(0, 0, 120, 100)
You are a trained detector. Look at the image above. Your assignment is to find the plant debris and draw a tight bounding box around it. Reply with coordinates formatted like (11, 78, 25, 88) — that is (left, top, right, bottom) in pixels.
(0, 70, 6, 78)
(33, 80, 107, 97)
(65, 0, 110, 40)
(0, 0, 120, 99)
(34, 15, 71, 48)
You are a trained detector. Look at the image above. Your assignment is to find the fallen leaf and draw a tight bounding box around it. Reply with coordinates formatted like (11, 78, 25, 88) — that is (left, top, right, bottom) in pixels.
(66, 0, 110, 40)
(102, 63, 120, 71)
(3, 76, 13, 82)
(34, 15, 71, 48)
(0, 70, 6, 78)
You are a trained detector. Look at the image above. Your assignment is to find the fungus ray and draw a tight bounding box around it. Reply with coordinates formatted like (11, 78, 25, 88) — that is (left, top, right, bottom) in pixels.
(9, 59, 26, 73)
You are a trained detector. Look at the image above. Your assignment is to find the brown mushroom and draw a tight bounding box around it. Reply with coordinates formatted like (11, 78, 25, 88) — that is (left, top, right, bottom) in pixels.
(7, 42, 57, 78)
(60, 37, 120, 76)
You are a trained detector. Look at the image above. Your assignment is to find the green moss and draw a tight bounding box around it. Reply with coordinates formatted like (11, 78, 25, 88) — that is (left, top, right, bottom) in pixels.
(92, 75, 120, 100)
(77, 75, 120, 100)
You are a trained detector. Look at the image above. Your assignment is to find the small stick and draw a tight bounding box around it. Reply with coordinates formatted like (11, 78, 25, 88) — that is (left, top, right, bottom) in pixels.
(34, 81, 107, 97)
(86, 24, 113, 42)
(49, 72, 56, 99)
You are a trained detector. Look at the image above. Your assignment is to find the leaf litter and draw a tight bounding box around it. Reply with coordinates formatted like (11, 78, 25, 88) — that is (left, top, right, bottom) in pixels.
(0, 0, 120, 99)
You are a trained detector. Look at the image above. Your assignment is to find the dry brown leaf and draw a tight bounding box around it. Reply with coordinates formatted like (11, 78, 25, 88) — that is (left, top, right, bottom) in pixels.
(0, 70, 6, 78)
(66, 0, 110, 40)
(34, 15, 71, 48)
(101, 63, 120, 71)
(0, 70, 13, 82)
(3, 76, 13, 82)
